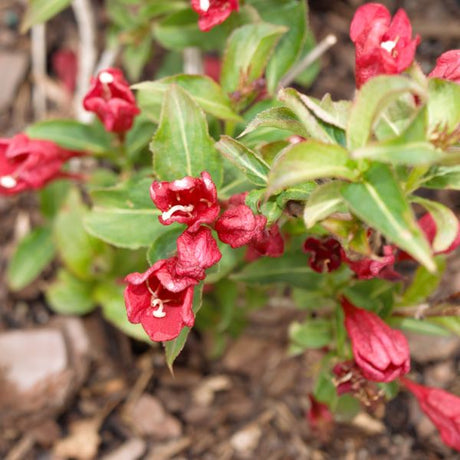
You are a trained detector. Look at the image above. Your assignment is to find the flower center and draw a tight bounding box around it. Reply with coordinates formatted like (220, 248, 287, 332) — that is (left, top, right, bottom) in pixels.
(162, 204, 194, 221)
(151, 298, 166, 318)
(0, 175, 17, 188)
(199, 0, 210, 11)
(99, 71, 114, 84)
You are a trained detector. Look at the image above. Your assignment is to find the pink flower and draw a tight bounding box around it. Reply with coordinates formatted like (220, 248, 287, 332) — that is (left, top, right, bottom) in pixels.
(83, 68, 140, 133)
(429, 50, 460, 84)
(215, 204, 266, 248)
(150, 171, 220, 233)
(191, 0, 239, 32)
(341, 297, 410, 382)
(124, 259, 196, 342)
(350, 3, 420, 87)
(401, 377, 460, 452)
(176, 227, 222, 279)
(303, 237, 342, 273)
(0, 133, 80, 195)
(246, 223, 284, 260)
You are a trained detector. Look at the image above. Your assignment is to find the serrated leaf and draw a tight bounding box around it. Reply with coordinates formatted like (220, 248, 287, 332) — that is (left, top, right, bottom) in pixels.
(21, 0, 71, 31)
(341, 163, 435, 272)
(267, 140, 357, 195)
(299, 93, 350, 130)
(221, 23, 287, 93)
(216, 136, 269, 186)
(133, 75, 241, 122)
(26, 119, 112, 154)
(7, 226, 55, 291)
(151, 84, 222, 186)
(304, 181, 346, 228)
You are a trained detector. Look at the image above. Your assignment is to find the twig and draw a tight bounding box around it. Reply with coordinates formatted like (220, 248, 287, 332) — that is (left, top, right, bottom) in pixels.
(393, 303, 460, 318)
(278, 34, 337, 90)
(95, 46, 120, 74)
(31, 23, 47, 118)
(72, 0, 97, 122)
(183, 47, 203, 75)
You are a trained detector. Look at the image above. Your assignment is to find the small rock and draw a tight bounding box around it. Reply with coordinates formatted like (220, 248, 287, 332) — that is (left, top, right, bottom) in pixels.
(0, 52, 28, 111)
(123, 394, 182, 440)
(230, 424, 262, 455)
(102, 438, 146, 460)
(146, 437, 191, 460)
(406, 332, 460, 363)
(192, 375, 231, 406)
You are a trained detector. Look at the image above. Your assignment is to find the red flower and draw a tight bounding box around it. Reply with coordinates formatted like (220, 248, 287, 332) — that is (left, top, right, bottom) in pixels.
(176, 226, 222, 279)
(204, 55, 222, 82)
(83, 68, 140, 133)
(150, 171, 220, 233)
(124, 259, 196, 342)
(246, 223, 285, 260)
(52, 49, 78, 93)
(0, 133, 80, 195)
(341, 297, 410, 382)
(350, 3, 420, 87)
(306, 394, 334, 440)
(429, 50, 460, 84)
(401, 377, 460, 452)
(303, 237, 342, 273)
(215, 204, 266, 248)
(191, 0, 239, 32)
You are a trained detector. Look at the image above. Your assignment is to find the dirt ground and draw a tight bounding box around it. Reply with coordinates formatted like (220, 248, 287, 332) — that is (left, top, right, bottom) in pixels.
(0, 1, 459, 459)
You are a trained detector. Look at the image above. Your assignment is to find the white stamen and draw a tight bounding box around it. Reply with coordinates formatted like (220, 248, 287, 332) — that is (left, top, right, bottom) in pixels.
(0, 176, 17, 188)
(200, 0, 210, 11)
(151, 298, 166, 318)
(99, 71, 114, 84)
(380, 40, 396, 53)
(162, 204, 194, 221)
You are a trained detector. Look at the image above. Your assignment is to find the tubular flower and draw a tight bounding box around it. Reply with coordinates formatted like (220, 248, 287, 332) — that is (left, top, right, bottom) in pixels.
(191, 0, 239, 32)
(215, 204, 267, 248)
(246, 223, 285, 261)
(429, 50, 460, 83)
(350, 3, 420, 87)
(401, 377, 460, 452)
(150, 171, 220, 233)
(341, 297, 410, 382)
(176, 226, 222, 280)
(124, 259, 196, 342)
(303, 237, 342, 273)
(0, 133, 80, 195)
(83, 68, 140, 133)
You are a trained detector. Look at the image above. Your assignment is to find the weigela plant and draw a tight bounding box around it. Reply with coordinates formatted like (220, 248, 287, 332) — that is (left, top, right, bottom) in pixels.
(5, 0, 460, 452)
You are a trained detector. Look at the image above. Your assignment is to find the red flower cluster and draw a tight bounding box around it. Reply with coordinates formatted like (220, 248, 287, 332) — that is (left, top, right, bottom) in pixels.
(341, 297, 410, 382)
(350, 3, 420, 87)
(401, 378, 460, 452)
(83, 68, 140, 133)
(0, 133, 80, 195)
(191, 0, 239, 32)
(429, 50, 460, 84)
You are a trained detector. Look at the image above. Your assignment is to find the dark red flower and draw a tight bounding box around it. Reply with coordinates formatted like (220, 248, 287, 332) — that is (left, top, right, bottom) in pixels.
(0, 133, 80, 195)
(246, 223, 285, 260)
(429, 50, 460, 84)
(204, 55, 222, 82)
(215, 204, 266, 248)
(52, 49, 78, 93)
(150, 171, 220, 233)
(341, 297, 410, 382)
(401, 377, 460, 452)
(124, 259, 196, 342)
(350, 3, 420, 87)
(83, 68, 140, 133)
(191, 0, 239, 32)
(306, 394, 334, 440)
(176, 226, 222, 279)
(342, 245, 400, 280)
(303, 237, 342, 273)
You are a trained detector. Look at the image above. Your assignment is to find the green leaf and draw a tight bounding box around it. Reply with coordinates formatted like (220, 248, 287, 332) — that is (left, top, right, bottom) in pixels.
(289, 318, 332, 353)
(164, 284, 203, 371)
(26, 119, 112, 154)
(125, 116, 155, 159)
(410, 196, 459, 252)
(341, 163, 436, 272)
(347, 75, 423, 150)
(388, 317, 451, 336)
(7, 226, 56, 291)
(304, 181, 346, 228)
(429, 317, 460, 336)
(427, 78, 460, 132)
(95, 282, 151, 343)
(151, 84, 223, 186)
(146, 227, 184, 265)
(231, 252, 322, 289)
(221, 23, 287, 93)
(239, 107, 308, 138)
(84, 176, 168, 249)
(46, 269, 96, 315)
(133, 75, 241, 123)
(216, 136, 269, 186)
(122, 35, 152, 82)
(39, 180, 70, 219)
(267, 140, 357, 195)
(298, 93, 350, 130)
(424, 165, 460, 190)
(276, 182, 316, 208)
(21, 0, 71, 31)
